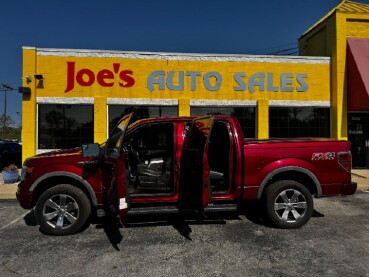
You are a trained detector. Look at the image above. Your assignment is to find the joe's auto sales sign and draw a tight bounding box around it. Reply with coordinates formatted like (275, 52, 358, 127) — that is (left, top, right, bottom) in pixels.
(64, 61, 309, 94)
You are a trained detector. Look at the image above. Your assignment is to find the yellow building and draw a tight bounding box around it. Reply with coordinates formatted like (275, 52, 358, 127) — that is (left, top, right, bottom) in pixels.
(299, 0, 369, 168)
(20, 0, 369, 168)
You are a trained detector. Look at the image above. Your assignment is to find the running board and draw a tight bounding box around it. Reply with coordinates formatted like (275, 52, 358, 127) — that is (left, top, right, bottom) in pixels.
(127, 203, 237, 216)
(128, 206, 180, 215)
(205, 203, 238, 213)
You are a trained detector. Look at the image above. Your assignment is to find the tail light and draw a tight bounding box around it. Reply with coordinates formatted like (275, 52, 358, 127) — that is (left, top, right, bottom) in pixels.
(338, 151, 352, 173)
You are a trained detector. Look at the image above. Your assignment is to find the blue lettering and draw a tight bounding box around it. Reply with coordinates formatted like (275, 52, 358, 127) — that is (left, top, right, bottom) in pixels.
(166, 71, 184, 91)
(203, 71, 222, 91)
(234, 72, 246, 91)
(248, 72, 265, 93)
(296, 73, 308, 92)
(267, 73, 279, 92)
(147, 70, 165, 92)
(186, 71, 201, 91)
(281, 73, 294, 92)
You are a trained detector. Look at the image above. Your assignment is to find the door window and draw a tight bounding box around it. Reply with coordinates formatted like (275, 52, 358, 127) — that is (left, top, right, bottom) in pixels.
(124, 123, 174, 195)
(208, 121, 232, 193)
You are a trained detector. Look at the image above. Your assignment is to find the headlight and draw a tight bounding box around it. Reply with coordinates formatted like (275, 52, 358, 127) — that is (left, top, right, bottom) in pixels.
(21, 166, 33, 181)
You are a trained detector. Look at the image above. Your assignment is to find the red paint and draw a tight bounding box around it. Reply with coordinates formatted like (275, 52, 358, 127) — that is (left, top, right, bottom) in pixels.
(17, 116, 356, 232)
(347, 38, 369, 111)
(65, 62, 135, 92)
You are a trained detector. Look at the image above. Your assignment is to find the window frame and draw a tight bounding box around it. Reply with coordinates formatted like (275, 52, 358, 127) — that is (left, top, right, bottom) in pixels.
(190, 106, 257, 138)
(37, 103, 94, 151)
(269, 106, 331, 138)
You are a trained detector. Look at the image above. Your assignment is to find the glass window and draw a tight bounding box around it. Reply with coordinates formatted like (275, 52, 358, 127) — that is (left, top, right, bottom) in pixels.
(269, 107, 330, 138)
(108, 105, 178, 134)
(190, 106, 256, 138)
(38, 104, 94, 149)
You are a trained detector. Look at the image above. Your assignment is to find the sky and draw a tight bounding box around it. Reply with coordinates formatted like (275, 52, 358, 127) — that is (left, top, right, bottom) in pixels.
(1, 0, 369, 126)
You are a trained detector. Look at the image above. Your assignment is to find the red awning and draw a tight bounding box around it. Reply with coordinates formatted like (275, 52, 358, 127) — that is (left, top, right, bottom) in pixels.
(347, 38, 369, 111)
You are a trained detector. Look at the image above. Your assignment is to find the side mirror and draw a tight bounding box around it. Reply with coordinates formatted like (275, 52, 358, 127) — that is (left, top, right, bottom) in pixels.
(82, 143, 100, 157)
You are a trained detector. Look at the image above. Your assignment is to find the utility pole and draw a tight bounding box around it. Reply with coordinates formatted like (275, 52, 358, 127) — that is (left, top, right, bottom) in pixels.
(1, 83, 15, 139)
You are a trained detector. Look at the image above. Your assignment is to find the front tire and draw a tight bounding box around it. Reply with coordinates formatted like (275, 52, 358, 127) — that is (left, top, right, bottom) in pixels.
(35, 184, 91, 236)
(265, 180, 313, 229)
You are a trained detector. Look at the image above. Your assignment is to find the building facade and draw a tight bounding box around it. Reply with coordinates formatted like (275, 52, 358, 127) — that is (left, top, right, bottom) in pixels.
(299, 0, 369, 168)
(20, 0, 369, 168)
(21, 48, 330, 159)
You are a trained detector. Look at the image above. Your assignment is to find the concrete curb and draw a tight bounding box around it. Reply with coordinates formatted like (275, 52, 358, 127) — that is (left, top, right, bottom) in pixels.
(0, 183, 19, 199)
(0, 170, 20, 199)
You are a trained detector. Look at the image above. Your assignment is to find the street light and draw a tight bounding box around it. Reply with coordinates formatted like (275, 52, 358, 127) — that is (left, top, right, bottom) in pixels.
(1, 83, 15, 139)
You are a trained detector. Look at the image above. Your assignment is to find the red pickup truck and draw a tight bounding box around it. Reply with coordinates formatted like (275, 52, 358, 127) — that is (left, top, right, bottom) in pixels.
(16, 114, 357, 235)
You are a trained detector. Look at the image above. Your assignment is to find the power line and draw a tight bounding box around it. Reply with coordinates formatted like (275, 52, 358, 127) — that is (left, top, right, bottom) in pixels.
(246, 42, 298, 55)
(267, 47, 300, 55)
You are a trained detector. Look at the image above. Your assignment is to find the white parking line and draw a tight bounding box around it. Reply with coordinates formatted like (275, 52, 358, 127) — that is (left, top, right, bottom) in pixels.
(0, 212, 29, 230)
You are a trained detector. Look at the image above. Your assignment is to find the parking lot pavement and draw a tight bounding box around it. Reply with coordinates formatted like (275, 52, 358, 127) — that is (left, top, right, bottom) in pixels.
(0, 192, 369, 277)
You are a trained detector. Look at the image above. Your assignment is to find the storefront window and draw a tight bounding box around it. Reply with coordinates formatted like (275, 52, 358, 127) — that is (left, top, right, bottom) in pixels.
(38, 104, 94, 149)
(269, 107, 330, 138)
(108, 105, 178, 134)
(190, 107, 256, 138)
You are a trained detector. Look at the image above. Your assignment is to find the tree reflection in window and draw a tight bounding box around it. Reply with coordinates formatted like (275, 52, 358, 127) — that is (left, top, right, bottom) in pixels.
(269, 107, 330, 138)
(108, 105, 178, 135)
(190, 106, 256, 138)
(38, 104, 94, 149)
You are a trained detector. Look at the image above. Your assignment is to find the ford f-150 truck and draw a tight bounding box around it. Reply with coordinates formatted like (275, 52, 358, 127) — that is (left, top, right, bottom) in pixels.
(16, 114, 357, 235)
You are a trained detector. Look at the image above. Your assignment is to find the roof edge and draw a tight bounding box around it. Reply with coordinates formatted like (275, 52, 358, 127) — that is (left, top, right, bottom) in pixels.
(27, 46, 330, 64)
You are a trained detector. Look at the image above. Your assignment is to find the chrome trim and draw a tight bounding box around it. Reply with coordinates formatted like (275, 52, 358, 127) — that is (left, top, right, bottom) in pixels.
(256, 166, 322, 199)
(29, 171, 98, 206)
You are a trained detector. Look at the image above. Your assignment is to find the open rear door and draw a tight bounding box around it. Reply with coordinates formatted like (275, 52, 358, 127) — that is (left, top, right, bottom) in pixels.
(179, 116, 213, 210)
(104, 113, 133, 220)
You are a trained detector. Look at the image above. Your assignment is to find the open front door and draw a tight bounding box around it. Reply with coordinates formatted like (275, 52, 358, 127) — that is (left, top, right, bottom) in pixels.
(104, 113, 133, 220)
(179, 116, 213, 210)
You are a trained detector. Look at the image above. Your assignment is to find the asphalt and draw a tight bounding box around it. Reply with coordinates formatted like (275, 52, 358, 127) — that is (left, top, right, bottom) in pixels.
(1, 169, 368, 200)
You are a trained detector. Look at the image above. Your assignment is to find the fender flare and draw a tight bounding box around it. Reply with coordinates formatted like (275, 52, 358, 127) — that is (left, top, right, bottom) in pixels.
(29, 171, 98, 206)
(256, 166, 322, 199)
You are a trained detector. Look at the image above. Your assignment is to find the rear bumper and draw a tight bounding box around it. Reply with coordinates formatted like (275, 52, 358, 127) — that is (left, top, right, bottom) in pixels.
(341, 182, 357, 196)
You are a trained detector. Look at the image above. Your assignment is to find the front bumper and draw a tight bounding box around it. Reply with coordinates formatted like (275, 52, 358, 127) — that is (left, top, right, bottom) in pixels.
(16, 181, 33, 209)
(341, 182, 357, 196)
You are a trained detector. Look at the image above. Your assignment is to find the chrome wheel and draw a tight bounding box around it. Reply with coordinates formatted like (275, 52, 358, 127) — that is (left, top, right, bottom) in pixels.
(42, 194, 80, 230)
(265, 180, 313, 229)
(36, 185, 91, 235)
(274, 189, 307, 223)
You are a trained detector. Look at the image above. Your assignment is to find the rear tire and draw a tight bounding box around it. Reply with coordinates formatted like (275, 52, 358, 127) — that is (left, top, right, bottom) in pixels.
(35, 184, 91, 236)
(264, 180, 313, 229)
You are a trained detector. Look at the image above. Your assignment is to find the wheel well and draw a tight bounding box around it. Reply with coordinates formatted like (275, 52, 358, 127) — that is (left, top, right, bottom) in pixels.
(261, 171, 318, 198)
(31, 176, 93, 207)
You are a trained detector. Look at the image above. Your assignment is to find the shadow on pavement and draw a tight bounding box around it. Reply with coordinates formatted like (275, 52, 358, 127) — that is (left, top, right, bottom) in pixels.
(23, 205, 325, 250)
(95, 216, 123, 251)
(24, 209, 37, 226)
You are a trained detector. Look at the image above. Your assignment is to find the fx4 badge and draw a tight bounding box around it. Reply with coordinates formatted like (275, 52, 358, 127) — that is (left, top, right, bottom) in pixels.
(312, 152, 335, 161)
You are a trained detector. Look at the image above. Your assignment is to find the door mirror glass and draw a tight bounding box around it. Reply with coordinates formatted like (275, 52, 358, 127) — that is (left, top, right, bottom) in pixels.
(82, 143, 100, 157)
